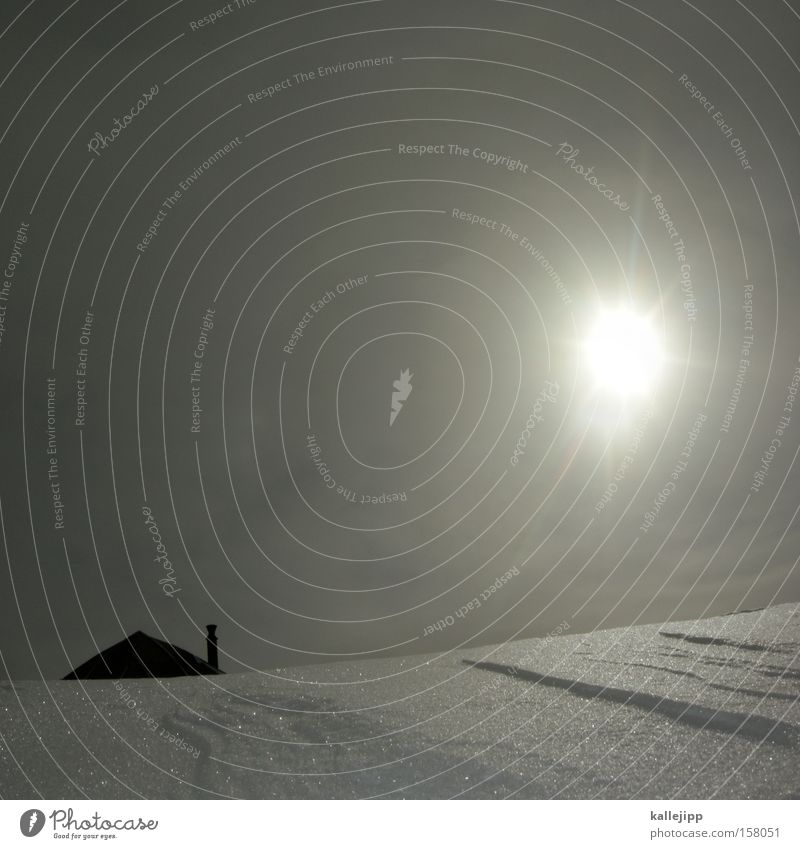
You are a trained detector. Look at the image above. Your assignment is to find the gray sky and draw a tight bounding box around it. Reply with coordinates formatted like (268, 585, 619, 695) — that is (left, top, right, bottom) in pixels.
(0, 0, 798, 680)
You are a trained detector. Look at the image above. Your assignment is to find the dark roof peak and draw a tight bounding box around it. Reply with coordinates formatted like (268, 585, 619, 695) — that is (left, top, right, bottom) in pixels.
(63, 630, 223, 680)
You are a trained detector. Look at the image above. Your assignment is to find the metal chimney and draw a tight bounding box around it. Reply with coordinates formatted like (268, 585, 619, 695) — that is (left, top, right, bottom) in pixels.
(206, 624, 218, 669)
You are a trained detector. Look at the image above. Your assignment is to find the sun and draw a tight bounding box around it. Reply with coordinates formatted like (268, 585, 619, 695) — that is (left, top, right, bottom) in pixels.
(584, 306, 664, 397)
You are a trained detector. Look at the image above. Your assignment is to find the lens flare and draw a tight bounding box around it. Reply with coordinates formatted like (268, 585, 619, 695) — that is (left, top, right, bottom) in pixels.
(584, 307, 664, 397)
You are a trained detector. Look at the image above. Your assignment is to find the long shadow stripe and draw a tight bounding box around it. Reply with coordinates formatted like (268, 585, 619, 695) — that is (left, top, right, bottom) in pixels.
(463, 660, 799, 747)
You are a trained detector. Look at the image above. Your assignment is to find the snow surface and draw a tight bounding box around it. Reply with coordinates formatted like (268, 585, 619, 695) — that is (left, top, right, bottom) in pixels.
(1, 604, 799, 799)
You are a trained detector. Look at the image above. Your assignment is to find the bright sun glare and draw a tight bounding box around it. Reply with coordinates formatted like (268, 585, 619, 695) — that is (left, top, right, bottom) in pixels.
(584, 307, 664, 397)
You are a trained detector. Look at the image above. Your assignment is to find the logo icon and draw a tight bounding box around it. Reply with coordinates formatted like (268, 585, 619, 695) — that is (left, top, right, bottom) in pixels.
(19, 809, 45, 837)
(389, 368, 413, 426)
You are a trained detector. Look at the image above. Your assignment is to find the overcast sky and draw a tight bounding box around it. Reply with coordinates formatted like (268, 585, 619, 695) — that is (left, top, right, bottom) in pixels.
(0, 0, 798, 680)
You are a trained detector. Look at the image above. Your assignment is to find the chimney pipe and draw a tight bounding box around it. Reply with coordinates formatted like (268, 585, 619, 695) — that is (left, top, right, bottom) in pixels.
(206, 624, 218, 669)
